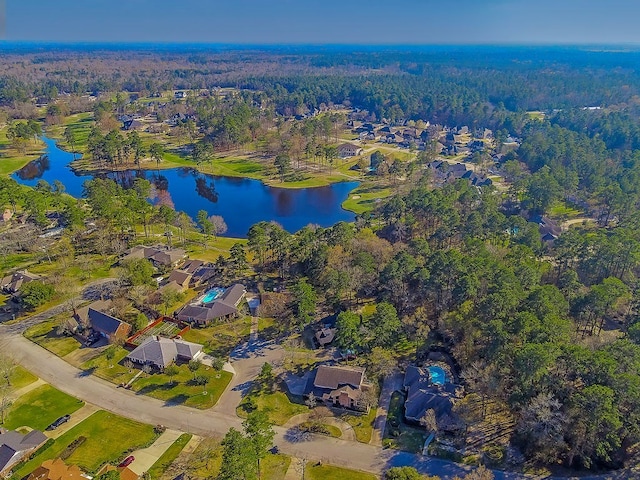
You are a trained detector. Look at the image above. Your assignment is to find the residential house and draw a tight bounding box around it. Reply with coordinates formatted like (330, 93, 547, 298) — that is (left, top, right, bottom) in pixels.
(27, 459, 89, 480)
(177, 284, 246, 326)
(97, 464, 138, 480)
(0, 429, 48, 476)
(179, 259, 204, 275)
(174, 91, 187, 99)
(403, 366, 461, 427)
(189, 265, 217, 287)
(121, 246, 187, 269)
(88, 308, 132, 342)
(123, 119, 143, 131)
(72, 299, 113, 332)
(0, 271, 41, 294)
(125, 336, 203, 370)
(305, 365, 371, 411)
(337, 143, 362, 158)
(165, 270, 192, 290)
(314, 327, 336, 348)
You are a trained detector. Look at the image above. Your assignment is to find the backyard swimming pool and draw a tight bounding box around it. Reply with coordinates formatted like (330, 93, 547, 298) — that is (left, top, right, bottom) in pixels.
(202, 287, 225, 304)
(428, 365, 446, 385)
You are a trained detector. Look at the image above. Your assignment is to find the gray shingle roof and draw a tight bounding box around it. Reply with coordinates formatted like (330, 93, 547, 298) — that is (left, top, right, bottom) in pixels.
(0, 430, 47, 472)
(88, 308, 128, 336)
(126, 336, 202, 369)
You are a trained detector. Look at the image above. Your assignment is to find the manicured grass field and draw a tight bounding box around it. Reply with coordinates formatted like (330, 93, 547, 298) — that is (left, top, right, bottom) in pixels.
(305, 464, 377, 480)
(181, 316, 252, 357)
(7, 366, 38, 392)
(24, 319, 81, 357)
(147, 433, 192, 479)
(11, 410, 158, 478)
(3, 384, 84, 431)
(342, 184, 391, 214)
(237, 388, 308, 426)
(132, 364, 232, 409)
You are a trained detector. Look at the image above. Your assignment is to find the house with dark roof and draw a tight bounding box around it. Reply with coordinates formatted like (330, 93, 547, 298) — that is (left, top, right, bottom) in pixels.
(0, 429, 48, 476)
(403, 366, 462, 427)
(88, 308, 131, 342)
(314, 328, 336, 348)
(72, 299, 112, 331)
(125, 336, 203, 370)
(177, 284, 246, 326)
(123, 119, 143, 131)
(304, 365, 371, 411)
(166, 270, 192, 290)
(121, 246, 187, 269)
(179, 259, 204, 275)
(0, 271, 41, 294)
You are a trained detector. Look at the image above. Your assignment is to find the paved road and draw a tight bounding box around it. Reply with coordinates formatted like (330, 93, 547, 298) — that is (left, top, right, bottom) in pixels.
(1, 297, 629, 480)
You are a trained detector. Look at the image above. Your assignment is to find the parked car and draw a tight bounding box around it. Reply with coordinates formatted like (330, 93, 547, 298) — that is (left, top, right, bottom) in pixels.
(46, 414, 71, 430)
(119, 456, 135, 467)
(84, 332, 101, 346)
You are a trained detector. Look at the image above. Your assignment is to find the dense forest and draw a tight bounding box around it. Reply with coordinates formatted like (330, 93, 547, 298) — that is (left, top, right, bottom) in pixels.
(3, 46, 640, 474)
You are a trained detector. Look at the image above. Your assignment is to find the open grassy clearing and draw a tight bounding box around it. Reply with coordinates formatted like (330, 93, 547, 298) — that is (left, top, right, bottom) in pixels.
(10, 410, 158, 478)
(339, 407, 377, 444)
(305, 463, 377, 480)
(0, 127, 46, 176)
(147, 433, 192, 480)
(3, 384, 84, 431)
(181, 316, 252, 358)
(342, 184, 391, 214)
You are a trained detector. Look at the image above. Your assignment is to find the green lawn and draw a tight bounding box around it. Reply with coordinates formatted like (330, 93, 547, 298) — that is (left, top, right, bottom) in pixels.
(82, 347, 231, 408)
(548, 200, 583, 219)
(24, 319, 82, 357)
(383, 391, 427, 453)
(185, 236, 248, 261)
(147, 433, 192, 480)
(305, 464, 377, 480)
(342, 184, 391, 214)
(261, 454, 291, 480)
(3, 384, 84, 431)
(7, 366, 38, 393)
(340, 407, 377, 444)
(181, 316, 252, 358)
(131, 364, 232, 409)
(10, 410, 158, 478)
(237, 387, 308, 426)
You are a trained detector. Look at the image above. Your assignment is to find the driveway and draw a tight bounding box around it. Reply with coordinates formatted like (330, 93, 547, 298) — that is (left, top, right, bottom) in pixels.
(128, 429, 183, 476)
(371, 372, 404, 446)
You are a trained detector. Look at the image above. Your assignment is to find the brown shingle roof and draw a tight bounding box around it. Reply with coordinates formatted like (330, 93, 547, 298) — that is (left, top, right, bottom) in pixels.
(313, 365, 364, 390)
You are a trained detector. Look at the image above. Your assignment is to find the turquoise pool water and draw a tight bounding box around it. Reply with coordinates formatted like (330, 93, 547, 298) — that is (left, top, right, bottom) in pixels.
(202, 287, 225, 303)
(428, 365, 446, 385)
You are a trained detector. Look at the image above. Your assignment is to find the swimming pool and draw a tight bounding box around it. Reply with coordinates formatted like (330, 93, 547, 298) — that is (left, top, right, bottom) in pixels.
(428, 365, 446, 385)
(202, 287, 225, 304)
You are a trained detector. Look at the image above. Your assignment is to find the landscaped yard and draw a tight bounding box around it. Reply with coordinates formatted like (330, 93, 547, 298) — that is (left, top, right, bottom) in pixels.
(82, 347, 231, 408)
(339, 407, 377, 444)
(2, 384, 84, 431)
(237, 387, 308, 426)
(7, 366, 37, 393)
(24, 319, 81, 357)
(383, 391, 427, 453)
(147, 433, 192, 480)
(181, 316, 252, 357)
(10, 410, 158, 478)
(305, 463, 377, 480)
(131, 363, 232, 409)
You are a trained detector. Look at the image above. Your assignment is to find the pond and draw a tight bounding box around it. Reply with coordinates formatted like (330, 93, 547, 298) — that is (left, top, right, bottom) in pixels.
(12, 136, 359, 238)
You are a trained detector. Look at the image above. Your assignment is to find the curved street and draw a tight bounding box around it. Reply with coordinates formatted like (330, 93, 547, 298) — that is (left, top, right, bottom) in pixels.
(0, 303, 633, 480)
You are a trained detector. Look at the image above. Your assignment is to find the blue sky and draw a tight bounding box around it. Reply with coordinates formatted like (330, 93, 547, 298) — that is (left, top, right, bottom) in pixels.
(5, 0, 640, 44)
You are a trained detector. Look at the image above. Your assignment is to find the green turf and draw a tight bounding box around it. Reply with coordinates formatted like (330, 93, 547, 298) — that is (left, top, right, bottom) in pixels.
(7, 366, 38, 393)
(10, 410, 158, 478)
(305, 464, 377, 480)
(237, 389, 308, 426)
(24, 319, 82, 357)
(147, 433, 192, 480)
(181, 316, 252, 358)
(3, 384, 84, 431)
(383, 391, 427, 453)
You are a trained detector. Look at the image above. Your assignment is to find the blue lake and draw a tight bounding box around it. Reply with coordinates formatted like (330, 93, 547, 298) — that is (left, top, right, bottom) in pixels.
(12, 136, 359, 238)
